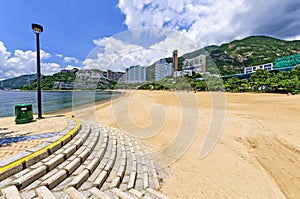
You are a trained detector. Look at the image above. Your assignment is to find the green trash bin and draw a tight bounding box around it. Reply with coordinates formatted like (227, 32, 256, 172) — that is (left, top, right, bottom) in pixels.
(15, 104, 34, 124)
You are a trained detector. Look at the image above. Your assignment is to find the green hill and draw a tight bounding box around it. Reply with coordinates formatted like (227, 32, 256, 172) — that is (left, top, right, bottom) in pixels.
(0, 74, 36, 89)
(180, 36, 300, 75)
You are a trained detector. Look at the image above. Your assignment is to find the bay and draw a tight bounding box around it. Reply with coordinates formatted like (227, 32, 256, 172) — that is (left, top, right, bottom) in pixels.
(0, 90, 120, 117)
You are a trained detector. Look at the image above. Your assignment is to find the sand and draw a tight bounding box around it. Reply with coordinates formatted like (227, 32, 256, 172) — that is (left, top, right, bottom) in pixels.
(71, 91, 299, 199)
(1, 91, 299, 198)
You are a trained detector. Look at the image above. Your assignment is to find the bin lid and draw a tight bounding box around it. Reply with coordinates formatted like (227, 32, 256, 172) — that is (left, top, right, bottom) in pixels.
(15, 103, 32, 107)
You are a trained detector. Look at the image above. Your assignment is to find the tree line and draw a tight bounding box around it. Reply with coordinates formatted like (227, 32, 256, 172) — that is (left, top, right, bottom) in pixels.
(127, 66, 300, 94)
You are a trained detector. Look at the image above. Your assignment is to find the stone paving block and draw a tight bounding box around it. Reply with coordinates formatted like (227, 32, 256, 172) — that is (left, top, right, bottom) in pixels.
(129, 188, 144, 198)
(146, 188, 170, 199)
(14, 168, 31, 178)
(40, 168, 59, 181)
(65, 187, 87, 199)
(56, 160, 69, 170)
(122, 175, 130, 184)
(51, 177, 72, 192)
(73, 164, 89, 176)
(143, 173, 149, 189)
(89, 187, 111, 199)
(52, 191, 71, 199)
(119, 183, 127, 191)
(29, 162, 43, 170)
(78, 181, 92, 191)
(35, 185, 57, 199)
(12, 165, 47, 189)
(120, 158, 127, 167)
(25, 150, 49, 167)
(142, 165, 149, 173)
(62, 145, 77, 159)
(1, 185, 22, 199)
(41, 153, 55, 163)
(61, 142, 71, 150)
(110, 176, 121, 189)
(131, 154, 136, 162)
(96, 148, 106, 160)
(104, 160, 114, 172)
(73, 146, 85, 156)
(48, 142, 62, 154)
(143, 194, 153, 199)
(121, 151, 127, 160)
(152, 169, 160, 190)
(85, 158, 100, 174)
(101, 141, 108, 149)
(43, 169, 67, 189)
(64, 158, 81, 175)
(131, 160, 137, 172)
(22, 179, 41, 191)
(0, 177, 13, 188)
(116, 165, 126, 178)
(111, 188, 134, 199)
(94, 170, 108, 188)
(135, 178, 143, 191)
(45, 153, 65, 170)
(73, 138, 83, 149)
(67, 169, 89, 189)
(129, 147, 134, 153)
(77, 148, 90, 163)
(0, 151, 30, 167)
(81, 190, 92, 198)
(21, 189, 36, 199)
(127, 172, 136, 190)
(88, 166, 101, 182)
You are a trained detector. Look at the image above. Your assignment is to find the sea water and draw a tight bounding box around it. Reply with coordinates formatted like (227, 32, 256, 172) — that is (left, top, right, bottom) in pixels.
(0, 90, 120, 117)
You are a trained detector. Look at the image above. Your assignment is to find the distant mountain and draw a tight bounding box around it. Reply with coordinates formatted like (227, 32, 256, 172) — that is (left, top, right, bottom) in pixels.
(0, 74, 36, 89)
(180, 36, 300, 75)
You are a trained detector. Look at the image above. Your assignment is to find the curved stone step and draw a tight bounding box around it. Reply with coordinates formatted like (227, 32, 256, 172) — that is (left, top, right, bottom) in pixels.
(40, 122, 99, 189)
(0, 120, 93, 198)
(1, 119, 170, 199)
(0, 117, 80, 182)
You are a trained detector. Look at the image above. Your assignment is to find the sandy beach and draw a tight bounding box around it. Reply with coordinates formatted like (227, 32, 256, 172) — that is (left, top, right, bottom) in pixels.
(1, 91, 299, 198)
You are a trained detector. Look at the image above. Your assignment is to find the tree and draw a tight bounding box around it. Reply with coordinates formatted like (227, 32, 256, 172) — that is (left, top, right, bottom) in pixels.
(249, 69, 270, 90)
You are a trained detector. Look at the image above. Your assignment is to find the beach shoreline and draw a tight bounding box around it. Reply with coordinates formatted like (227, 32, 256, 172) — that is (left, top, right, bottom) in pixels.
(0, 91, 299, 198)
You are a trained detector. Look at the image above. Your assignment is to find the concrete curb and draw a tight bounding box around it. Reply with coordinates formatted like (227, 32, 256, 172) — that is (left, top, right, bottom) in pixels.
(0, 116, 81, 181)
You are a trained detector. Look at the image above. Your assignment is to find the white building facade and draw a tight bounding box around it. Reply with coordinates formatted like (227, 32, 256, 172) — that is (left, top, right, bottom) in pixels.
(244, 63, 274, 74)
(125, 65, 146, 83)
(182, 54, 206, 73)
(154, 59, 173, 81)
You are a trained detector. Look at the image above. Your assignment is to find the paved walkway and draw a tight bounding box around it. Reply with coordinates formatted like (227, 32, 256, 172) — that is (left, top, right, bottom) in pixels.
(0, 117, 169, 199)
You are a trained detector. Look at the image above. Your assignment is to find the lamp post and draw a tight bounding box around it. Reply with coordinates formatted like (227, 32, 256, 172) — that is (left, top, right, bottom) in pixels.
(32, 23, 43, 119)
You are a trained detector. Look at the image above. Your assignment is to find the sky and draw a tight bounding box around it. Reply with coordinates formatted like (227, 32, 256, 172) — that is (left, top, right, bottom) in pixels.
(0, 0, 299, 80)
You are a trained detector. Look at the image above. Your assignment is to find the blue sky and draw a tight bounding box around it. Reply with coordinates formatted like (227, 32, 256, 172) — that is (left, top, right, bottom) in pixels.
(0, 0, 299, 80)
(0, 0, 126, 61)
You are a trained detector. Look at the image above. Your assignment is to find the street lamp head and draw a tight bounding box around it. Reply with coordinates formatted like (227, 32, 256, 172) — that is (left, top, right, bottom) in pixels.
(32, 23, 43, 34)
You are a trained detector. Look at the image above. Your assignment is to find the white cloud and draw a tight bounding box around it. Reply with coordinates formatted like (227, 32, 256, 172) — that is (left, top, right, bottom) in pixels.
(56, 53, 63, 58)
(286, 35, 300, 41)
(65, 65, 81, 70)
(83, 30, 200, 72)
(117, 0, 300, 46)
(0, 41, 63, 79)
(41, 63, 62, 75)
(64, 56, 80, 64)
(0, 41, 11, 66)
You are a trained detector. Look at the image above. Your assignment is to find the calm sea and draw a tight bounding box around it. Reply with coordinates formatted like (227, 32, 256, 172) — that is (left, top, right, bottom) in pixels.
(0, 90, 120, 117)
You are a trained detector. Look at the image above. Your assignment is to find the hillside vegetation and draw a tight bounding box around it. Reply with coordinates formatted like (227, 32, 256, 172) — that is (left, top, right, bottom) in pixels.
(181, 36, 300, 75)
(21, 71, 77, 90)
(0, 74, 36, 89)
